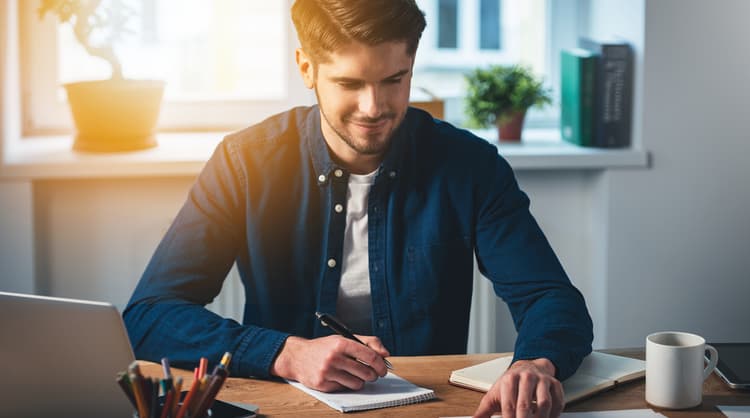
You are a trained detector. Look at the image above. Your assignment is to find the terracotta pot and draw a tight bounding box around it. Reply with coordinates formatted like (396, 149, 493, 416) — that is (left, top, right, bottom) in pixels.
(64, 79, 165, 152)
(496, 110, 527, 142)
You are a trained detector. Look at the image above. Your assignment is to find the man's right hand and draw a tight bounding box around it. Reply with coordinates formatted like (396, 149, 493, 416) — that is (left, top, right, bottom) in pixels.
(270, 334, 391, 392)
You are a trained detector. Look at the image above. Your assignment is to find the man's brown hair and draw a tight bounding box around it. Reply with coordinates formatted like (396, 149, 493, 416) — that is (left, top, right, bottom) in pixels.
(291, 0, 426, 63)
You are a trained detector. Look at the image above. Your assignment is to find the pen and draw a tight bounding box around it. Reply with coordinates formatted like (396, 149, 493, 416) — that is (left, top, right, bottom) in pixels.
(161, 357, 172, 379)
(315, 311, 394, 370)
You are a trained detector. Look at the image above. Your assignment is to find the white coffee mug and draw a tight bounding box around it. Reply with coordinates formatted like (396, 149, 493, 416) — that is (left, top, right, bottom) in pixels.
(645, 331, 718, 409)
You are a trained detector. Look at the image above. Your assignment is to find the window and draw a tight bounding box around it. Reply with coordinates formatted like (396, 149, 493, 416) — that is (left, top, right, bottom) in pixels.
(437, 0, 459, 49)
(413, 0, 584, 128)
(21, 0, 312, 134)
(479, 0, 502, 50)
(20, 0, 583, 135)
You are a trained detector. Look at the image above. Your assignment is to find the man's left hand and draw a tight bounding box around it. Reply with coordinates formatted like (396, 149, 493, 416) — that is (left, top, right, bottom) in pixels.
(472, 357, 564, 418)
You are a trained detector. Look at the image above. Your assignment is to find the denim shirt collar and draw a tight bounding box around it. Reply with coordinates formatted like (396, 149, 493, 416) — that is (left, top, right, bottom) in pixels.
(303, 105, 414, 185)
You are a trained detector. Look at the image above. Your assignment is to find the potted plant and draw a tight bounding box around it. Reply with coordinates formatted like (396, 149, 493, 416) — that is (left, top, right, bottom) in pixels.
(464, 64, 551, 142)
(39, 0, 165, 152)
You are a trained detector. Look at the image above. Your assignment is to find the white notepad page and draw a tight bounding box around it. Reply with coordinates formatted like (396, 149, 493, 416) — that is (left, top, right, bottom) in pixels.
(287, 372, 436, 412)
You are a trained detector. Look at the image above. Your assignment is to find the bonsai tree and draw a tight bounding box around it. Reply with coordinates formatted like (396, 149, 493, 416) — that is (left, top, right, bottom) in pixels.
(464, 64, 551, 140)
(36, 0, 164, 152)
(38, 0, 133, 80)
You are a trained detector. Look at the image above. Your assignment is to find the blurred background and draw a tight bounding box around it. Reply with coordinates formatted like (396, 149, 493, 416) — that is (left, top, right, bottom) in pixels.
(1, 0, 749, 353)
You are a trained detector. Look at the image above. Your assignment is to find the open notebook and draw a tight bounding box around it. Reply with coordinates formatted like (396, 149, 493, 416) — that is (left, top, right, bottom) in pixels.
(287, 372, 435, 412)
(450, 351, 645, 403)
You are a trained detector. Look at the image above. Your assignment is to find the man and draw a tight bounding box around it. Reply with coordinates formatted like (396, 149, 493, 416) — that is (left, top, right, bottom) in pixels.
(124, 1, 593, 417)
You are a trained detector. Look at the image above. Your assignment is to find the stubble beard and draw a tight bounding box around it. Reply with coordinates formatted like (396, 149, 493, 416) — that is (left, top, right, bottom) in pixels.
(316, 91, 406, 157)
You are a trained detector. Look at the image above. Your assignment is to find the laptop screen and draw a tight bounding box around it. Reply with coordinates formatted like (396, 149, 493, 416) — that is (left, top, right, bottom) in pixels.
(0, 292, 136, 418)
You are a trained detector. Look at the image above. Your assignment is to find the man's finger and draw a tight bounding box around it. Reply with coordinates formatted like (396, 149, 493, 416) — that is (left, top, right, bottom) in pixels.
(357, 335, 391, 357)
(471, 390, 500, 418)
(534, 378, 553, 418)
(500, 373, 519, 418)
(515, 372, 538, 418)
(325, 368, 367, 391)
(550, 380, 565, 417)
(337, 356, 380, 382)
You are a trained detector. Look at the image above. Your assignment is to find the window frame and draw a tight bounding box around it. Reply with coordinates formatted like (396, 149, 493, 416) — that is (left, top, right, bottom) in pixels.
(418, 0, 521, 69)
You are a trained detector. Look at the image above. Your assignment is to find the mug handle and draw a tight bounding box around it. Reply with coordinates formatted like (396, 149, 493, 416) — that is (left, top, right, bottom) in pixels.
(703, 344, 719, 381)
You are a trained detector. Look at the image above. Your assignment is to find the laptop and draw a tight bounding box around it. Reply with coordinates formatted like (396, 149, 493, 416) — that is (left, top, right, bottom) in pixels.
(0, 291, 135, 418)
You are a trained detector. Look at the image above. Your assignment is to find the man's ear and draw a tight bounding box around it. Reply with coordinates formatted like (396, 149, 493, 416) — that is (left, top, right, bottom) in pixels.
(296, 48, 315, 89)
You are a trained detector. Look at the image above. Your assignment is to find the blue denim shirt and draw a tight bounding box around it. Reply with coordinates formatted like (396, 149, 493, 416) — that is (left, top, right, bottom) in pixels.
(124, 106, 592, 381)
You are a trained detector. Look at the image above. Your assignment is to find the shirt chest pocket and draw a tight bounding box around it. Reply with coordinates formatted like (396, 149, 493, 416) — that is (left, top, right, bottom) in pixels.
(406, 238, 474, 319)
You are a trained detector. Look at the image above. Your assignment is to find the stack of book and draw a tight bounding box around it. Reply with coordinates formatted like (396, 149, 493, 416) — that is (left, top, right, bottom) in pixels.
(560, 38, 633, 148)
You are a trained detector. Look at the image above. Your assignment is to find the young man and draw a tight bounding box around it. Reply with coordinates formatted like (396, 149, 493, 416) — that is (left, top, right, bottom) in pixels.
(124, 1, 593, 417)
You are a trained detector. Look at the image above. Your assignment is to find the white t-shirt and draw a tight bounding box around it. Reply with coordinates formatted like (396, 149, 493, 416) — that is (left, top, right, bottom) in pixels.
(335, 169, 377, 335)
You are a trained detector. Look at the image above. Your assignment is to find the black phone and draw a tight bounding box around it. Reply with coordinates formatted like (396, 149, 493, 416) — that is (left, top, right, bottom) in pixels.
(708, 342, 750, 390)
(157, 391, 257, 418)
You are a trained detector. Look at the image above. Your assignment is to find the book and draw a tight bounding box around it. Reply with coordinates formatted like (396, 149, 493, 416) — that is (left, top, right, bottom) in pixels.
(287, 372, 436, 412)
(578, 38, 633, 148)
(449, 351, 645, 404)
(560, 48, 597, 147)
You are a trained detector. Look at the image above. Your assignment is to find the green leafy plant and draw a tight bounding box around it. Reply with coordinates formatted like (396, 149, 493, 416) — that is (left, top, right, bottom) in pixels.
(464, 64, 552, 128)
(38, 0, 134, 80)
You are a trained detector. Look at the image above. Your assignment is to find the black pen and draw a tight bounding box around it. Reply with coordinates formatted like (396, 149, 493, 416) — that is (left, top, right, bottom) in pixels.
(315, 311, 394, 370)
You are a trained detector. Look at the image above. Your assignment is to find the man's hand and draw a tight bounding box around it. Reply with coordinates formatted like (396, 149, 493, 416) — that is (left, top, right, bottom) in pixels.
(472, 358, 564, 418)
(270, 334, 391, 392)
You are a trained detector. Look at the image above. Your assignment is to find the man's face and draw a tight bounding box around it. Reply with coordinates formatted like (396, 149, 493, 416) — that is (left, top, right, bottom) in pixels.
(297, 41, 413, 168)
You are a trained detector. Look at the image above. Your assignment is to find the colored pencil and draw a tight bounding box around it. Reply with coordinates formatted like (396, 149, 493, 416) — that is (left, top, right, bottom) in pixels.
(198, 357, 208, 379)
(174, 368, 200, 418)
(116, 372, 137, 408)
(128, 366, 148, 418)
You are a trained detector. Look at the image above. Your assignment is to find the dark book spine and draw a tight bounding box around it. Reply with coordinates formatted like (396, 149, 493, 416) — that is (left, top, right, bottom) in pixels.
(595, 44, 633, 148)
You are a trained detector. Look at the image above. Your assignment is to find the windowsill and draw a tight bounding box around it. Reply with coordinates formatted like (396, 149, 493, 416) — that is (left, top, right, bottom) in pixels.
(0, 129, 649, 179)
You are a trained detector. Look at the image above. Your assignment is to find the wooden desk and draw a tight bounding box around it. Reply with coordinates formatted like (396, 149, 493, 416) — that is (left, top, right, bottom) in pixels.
(141, 351, 750, 417)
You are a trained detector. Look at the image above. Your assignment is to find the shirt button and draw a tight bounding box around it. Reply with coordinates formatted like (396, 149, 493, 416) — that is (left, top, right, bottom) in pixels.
(318, 174, 326, 183)
(327, 258, 337, 268)
(334, 204, 343, 213)
(377, 319, 385, 328)
(373, 206, 379, 213)
(334, 169, 344, 178)
(372, 264, 379, 272)
(389, 170, 397, 179)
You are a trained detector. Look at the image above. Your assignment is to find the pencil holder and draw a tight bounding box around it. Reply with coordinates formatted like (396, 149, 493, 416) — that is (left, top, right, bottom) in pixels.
(131, 391, 214, 418)
(132, 404, 214, 418)
(132, 391, 257, 418)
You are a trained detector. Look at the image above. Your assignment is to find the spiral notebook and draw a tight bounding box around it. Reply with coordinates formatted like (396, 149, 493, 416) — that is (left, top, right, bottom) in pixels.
(287, 372, 436, 412)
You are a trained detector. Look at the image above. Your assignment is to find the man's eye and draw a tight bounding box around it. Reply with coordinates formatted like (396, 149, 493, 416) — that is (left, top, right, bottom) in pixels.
(386, 78, 402, 84)
(338, 82, 361, 89)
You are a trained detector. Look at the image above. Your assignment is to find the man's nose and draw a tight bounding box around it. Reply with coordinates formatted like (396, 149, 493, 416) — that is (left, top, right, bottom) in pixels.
(358, 86, 383, 118)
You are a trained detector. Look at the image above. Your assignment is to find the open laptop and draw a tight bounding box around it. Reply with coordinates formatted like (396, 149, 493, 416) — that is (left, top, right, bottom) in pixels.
(0, 291, 135, 418)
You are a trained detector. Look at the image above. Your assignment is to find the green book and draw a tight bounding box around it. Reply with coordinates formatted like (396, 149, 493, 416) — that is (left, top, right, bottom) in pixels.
(560, 48, 597, 146)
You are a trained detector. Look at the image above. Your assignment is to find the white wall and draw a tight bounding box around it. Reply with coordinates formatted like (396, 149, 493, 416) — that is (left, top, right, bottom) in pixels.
(0, 181, 34, 293)
(592, 0, 750, 346)
(32, 178, 193, 310)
